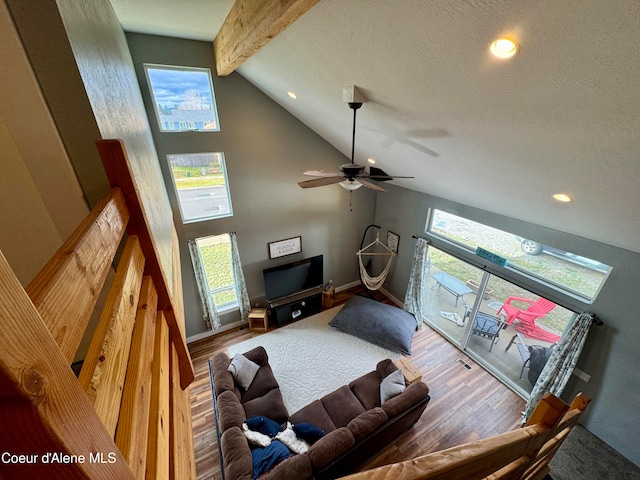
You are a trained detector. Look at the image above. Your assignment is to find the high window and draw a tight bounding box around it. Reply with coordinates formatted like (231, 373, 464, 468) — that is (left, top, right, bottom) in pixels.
(427, 210, 611, 302)
(144, 64, 220, 132)
(167, 152, 233, 223)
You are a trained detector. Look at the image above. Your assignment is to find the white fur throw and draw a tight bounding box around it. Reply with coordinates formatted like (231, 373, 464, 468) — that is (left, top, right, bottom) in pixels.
(242, 423, 271, 447)
(275, 422, 310, 454)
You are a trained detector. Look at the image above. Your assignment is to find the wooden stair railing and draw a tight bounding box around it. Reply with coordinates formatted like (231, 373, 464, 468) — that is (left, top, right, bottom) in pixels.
(0, 140, 196, 479)
(342, 392, 590, 480)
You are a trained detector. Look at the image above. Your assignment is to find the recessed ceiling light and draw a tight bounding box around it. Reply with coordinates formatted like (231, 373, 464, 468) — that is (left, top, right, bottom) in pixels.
(287, 91, 297, 99)
(490, 38, 519, 59)
(367, 157, 376, 164)
(553, 193, 572, 203)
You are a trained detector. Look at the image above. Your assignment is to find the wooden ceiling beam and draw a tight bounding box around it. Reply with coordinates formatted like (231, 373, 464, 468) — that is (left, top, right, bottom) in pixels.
(214, 0, 321, 76)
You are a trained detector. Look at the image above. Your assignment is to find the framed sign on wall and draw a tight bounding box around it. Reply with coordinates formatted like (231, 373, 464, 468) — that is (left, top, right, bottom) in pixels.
(268, 236, 302, 259)
(387, 231, 400, 254)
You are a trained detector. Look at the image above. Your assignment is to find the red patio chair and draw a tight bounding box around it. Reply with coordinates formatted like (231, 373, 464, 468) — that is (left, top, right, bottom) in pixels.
(497, 296, 556, 328)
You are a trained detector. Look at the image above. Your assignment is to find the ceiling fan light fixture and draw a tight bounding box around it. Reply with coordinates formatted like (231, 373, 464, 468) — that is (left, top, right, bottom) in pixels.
(490, 37, 519, 59)
(339, 179, 363, 191)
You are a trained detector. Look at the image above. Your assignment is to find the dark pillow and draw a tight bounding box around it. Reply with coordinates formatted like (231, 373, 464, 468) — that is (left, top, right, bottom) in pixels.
(292, 423, 325, 444)
(329, 295, 416, 354)
(245, 415, 283, 437)
(251, 440, 291, 480)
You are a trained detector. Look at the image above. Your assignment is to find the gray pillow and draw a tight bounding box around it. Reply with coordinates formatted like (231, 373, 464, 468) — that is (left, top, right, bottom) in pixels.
(329, 295, 416, 354)
(228, 354, 260, 390)
(380, 369, 406, 404)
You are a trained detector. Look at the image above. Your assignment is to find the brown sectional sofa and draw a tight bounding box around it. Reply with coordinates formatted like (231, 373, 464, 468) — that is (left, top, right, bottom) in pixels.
(210, 346, 430, 480)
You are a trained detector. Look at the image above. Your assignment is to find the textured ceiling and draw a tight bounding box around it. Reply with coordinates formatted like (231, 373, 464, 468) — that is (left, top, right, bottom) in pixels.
(111, 0, 640, 253)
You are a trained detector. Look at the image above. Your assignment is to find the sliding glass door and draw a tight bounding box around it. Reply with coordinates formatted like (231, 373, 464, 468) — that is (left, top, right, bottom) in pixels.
(422, 248, 483, 345)
(464, 275, 575, 396)
(422, 246, 576, 397)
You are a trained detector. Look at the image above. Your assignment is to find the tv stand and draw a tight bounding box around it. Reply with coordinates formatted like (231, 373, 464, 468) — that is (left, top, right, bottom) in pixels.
(268, 287, 322, 327)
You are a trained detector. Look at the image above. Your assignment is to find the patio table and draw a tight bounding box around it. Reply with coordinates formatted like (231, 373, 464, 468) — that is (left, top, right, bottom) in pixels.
(431, 272, 473, 307)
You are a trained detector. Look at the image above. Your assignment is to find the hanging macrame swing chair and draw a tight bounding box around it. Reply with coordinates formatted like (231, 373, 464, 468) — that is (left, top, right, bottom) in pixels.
(356, 233, 395, 290)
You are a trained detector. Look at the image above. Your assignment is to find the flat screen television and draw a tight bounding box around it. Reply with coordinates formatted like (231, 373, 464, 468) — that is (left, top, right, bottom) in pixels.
(263, 255, 323, 301)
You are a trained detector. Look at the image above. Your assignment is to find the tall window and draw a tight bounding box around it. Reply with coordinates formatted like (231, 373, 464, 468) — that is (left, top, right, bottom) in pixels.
(196, 234, 238, 311)
(144, 64, 220, 132)
(167, 152, 233, 223)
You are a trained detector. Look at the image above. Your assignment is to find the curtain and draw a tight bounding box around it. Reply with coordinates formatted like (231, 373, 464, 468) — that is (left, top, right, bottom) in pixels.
(522, 312, 595, 423)
(404, 237, 429, 329)
(188, 239, 220, 331)
(230, 232, 251, 323)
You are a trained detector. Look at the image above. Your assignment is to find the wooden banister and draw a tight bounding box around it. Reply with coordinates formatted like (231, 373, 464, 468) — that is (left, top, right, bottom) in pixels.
(341, 392, 590, 480)
(115, 276, 158, 480)
(96, 139, 194, 389)
(25, 188, 129, 363)
(78, 235, 146, 436)
(0, 250, 136, 480)
(0, 140, 196, 480)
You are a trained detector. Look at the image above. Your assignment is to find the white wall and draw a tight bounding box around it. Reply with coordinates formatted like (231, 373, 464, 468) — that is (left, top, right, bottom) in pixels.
(0, 1, 88, 284)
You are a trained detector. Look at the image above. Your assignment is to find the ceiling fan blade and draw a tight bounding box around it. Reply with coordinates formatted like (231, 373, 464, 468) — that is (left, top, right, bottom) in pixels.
(367, 175, 415, 179)
(298, 176, 344, 188)
(303, 170, 341, 177)
(358, 179, 386, 192)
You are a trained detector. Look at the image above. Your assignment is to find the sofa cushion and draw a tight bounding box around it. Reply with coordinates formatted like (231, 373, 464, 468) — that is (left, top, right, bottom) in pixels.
(321, 385, 366, 428)
(380, 369, 406, 404)
(328, 295, 417, 354)
(243, 388, 289, 425)
(228, 354, 260, 391)
(346, 407, 388, 441)
(221, 426, 253, 480)
(251, 440, 291, 480)
(306, 427, 355, 470)
(349, 371, 382, 410)
(261, 453, 312, 480)
(241, 363, 281, 404)
(381, 381, 430, 418)
(211, 353, 236, 398)
(289, 400, 337, 434)
(376, 358, 399, 379)
(242, 345, 270, 367)
(217, 390, 246, 433)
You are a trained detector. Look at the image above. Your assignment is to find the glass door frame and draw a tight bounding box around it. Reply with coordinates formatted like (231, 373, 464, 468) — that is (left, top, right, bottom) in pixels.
(422, 240, 580, 400)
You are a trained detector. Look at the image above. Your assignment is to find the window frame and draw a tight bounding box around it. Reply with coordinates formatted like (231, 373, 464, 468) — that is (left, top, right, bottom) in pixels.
(143, 63, 220, 133)
(194, 233, 239, 314)
(425, 208, 611, 304)
(166, 152, 233, 224)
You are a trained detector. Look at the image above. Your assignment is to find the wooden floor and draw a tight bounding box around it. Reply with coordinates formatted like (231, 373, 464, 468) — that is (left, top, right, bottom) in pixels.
(187, 286, 526, 480)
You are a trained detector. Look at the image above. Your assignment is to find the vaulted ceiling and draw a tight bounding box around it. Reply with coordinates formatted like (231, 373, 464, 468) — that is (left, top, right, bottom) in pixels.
(111, 0, 640, 254)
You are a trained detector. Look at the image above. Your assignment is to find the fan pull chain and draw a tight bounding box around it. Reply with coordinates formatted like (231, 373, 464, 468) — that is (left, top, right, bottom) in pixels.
(349, 191, 353, 212)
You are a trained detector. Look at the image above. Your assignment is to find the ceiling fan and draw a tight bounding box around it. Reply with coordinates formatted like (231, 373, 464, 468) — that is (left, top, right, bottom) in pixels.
(298, 102, 414, 192)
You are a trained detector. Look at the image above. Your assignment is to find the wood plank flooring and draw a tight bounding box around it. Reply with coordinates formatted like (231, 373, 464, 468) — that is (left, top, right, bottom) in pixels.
(187, 287, 526, 480)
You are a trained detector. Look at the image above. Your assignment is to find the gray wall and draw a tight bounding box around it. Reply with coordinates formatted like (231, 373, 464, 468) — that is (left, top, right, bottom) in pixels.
(126, 33, 376, 336)
(374, 183, 640, 466)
